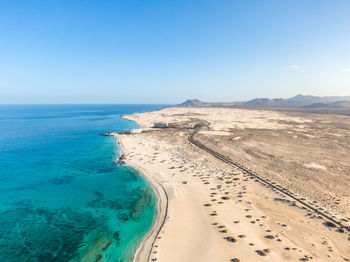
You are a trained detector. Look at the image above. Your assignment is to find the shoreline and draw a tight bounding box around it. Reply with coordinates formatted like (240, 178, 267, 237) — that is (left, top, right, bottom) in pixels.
(115, 135, 168, 262)
(114, 107, 350, 261)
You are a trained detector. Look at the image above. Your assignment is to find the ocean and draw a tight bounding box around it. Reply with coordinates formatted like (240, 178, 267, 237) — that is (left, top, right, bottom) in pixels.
(0, 104, 163, 262)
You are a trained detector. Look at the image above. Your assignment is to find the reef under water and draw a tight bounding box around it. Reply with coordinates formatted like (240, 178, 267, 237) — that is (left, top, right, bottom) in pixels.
(0, 105, 161, 261)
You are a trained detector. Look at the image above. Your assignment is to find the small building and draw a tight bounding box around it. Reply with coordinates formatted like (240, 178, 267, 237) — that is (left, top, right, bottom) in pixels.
(119, 129, 142, 134)
(154, 122, 169, 128)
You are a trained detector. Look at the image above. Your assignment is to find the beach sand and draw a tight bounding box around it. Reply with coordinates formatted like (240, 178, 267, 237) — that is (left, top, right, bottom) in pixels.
(119, 107, 350, 262)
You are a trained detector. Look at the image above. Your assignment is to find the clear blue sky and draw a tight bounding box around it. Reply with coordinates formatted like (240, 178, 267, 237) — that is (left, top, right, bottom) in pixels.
(0, 0, 349, 104)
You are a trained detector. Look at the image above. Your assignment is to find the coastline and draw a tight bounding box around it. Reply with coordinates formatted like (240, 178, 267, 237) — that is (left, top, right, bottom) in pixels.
(115, 135, 168, 262)
(114, 107, 350, 262)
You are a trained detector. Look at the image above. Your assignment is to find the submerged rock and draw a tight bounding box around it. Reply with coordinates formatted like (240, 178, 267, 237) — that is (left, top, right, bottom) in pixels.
(0, 206, 101, 262)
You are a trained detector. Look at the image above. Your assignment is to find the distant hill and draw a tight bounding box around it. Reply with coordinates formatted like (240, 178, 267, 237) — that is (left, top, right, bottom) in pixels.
(286, 94, 329, 105)
(179, 99, 208, 107)
(325, 96, 350, 102)
(177, 95, 350, 109)
(242, 98, 284, 106)
(179, 99, 234, 107)
(302, 100, 350, 109)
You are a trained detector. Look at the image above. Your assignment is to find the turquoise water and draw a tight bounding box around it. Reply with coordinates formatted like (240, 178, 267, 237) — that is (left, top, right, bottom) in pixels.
(0, 105, 163, 262)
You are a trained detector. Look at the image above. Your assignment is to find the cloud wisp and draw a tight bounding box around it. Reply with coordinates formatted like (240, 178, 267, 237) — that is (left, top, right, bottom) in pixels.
(287, 65, 300, 71)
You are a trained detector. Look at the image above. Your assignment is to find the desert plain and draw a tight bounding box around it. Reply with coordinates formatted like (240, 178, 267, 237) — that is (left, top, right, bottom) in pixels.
(117, 107, 350, 262)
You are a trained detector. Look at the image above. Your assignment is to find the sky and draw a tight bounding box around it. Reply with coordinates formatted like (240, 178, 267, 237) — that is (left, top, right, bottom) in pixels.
(0, 0, 349, 104)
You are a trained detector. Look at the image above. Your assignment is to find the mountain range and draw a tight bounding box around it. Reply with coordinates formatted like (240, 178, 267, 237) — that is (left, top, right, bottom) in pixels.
(178, 95, 350, 109)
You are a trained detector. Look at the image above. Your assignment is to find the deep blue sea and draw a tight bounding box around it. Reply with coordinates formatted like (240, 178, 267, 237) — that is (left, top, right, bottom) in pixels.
(0, 105, 163, 262)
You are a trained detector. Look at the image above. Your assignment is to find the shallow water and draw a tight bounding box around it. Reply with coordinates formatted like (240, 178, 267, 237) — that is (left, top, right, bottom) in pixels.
(0, 104, 163, 262)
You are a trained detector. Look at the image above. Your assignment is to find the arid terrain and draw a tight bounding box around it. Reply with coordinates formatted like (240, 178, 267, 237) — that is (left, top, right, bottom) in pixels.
(118, 107, 350, 262)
